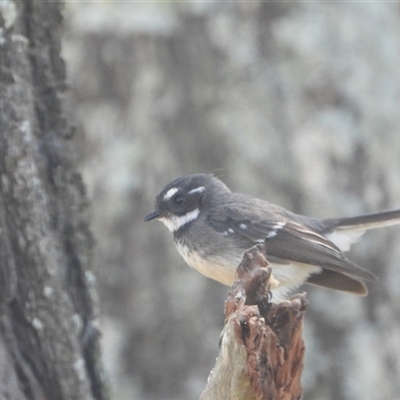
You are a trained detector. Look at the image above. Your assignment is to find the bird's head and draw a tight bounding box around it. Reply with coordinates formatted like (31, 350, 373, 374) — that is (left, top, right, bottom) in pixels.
(144, 174, 230, 232)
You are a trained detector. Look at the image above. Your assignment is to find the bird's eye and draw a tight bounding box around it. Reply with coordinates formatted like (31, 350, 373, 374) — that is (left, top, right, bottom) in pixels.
(174, 194, 184, 205)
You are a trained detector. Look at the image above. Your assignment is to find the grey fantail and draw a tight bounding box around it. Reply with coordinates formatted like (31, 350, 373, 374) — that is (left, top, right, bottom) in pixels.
(145, 174, 400, 301)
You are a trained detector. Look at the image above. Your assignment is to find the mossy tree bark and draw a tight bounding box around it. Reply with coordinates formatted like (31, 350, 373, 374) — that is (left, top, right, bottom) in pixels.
(0, 2, 107, 399)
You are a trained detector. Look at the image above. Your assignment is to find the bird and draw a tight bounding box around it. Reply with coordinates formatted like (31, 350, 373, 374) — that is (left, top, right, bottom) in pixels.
(144, 174, 400, 301)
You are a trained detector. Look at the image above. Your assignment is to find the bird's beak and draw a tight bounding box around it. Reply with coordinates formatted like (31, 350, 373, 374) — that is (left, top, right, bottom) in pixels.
(144, 210, 161, 221)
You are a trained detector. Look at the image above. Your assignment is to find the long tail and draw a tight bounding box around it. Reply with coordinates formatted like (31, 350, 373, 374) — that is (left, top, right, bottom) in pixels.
(333, 209, 400, 230)
(322, 209, 400, 252)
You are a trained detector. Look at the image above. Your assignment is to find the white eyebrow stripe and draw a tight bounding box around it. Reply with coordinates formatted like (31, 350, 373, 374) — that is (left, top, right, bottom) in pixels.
(159, 209, 200, 232)
(188, 186, 205, 196)
(163, 187, 179, 201)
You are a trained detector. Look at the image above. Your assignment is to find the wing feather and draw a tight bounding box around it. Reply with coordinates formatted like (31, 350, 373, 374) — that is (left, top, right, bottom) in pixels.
(208, 203, 377, 282)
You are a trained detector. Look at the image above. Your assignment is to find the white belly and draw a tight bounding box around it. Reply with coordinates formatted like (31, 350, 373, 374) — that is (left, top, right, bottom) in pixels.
(175, 242, 321, 302)
(269, 262, 321, 302)
(176, 241, 237, 286)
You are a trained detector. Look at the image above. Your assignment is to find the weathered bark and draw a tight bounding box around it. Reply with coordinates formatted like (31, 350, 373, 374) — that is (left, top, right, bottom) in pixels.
(200, 246, 306, 400)
(0, 1, 107, 399)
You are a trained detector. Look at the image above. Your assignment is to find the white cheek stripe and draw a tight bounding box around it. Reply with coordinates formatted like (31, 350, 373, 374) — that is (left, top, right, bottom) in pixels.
(159, 208, 200, 232)
(163, 187, 178, 201)
(188, 186, 205, 195)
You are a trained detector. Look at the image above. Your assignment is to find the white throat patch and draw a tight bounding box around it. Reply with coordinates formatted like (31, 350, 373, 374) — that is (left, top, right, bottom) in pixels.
(159, 208, 200, 232)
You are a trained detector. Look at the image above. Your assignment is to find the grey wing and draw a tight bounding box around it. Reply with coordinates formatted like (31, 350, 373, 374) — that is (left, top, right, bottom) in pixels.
(208, 204, 377, 282)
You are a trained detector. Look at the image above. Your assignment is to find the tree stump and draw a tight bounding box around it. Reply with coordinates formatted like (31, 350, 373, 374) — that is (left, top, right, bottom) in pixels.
(200, 245, 307, 400)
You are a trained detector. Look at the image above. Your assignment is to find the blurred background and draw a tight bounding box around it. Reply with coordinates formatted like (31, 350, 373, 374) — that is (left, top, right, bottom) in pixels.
(62, 2, 400, 400)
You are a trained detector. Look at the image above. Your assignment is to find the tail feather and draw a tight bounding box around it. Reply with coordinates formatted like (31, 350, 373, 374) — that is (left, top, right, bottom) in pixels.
(322, 209, 400, 252)
(329, 209, 400, 231)
(307, 269, 369, 295)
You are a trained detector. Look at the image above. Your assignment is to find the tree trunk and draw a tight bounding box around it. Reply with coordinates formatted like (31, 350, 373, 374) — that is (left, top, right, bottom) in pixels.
(0, 2, 107, 399)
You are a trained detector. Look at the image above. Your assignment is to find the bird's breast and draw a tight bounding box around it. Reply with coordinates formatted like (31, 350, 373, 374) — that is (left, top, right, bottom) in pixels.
(174, 239, 322, 302)
(175, 240, 238, 286)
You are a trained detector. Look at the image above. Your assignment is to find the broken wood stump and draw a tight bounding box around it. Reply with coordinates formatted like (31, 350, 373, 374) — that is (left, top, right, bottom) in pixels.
(200, 244, 307, 400)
